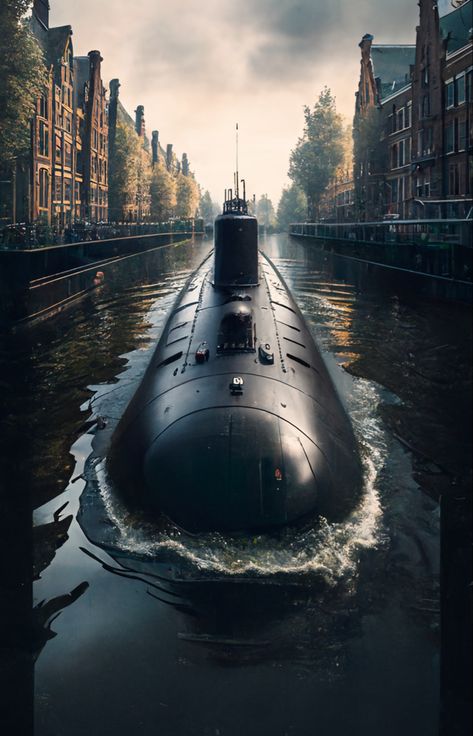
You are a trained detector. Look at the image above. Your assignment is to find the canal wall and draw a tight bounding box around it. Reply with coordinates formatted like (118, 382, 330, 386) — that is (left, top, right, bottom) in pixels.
(289, 231, 472, 304)
(0, 230, 201, 327)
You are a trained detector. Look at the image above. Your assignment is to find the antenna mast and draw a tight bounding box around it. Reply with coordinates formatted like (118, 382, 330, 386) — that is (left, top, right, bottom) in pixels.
(235, 123, 239, 199)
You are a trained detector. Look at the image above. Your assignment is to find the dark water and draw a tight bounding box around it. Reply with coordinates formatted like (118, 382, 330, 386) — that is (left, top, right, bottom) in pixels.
(4, 234, 471, 735)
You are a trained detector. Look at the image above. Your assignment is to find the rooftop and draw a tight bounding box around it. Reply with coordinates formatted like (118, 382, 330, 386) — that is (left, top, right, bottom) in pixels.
(371, 45, 416, 101)
(440, 0, 472, 54)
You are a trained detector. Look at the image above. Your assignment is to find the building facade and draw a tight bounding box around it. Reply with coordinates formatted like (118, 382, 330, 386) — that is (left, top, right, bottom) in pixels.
(14, 1, 109, 227)
(353, 0, 472, 221)
(75, 51, 109, 222)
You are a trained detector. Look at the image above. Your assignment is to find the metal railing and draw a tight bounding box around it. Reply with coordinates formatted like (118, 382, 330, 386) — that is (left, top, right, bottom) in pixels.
(0, 218, 204, 249)
(289, 219, 473, 281)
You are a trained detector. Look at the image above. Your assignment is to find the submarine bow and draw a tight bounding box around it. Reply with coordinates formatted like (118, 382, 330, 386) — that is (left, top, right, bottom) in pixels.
(107, 186, 362, 532)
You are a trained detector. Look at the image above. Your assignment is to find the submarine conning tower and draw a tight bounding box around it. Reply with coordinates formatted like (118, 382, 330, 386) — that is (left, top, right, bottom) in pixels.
(214, 184, 258, 287)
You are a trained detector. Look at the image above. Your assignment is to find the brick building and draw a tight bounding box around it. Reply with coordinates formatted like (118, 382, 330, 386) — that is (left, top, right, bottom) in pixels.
(354, 38, 415, 220)
(14, 1, 109, 227)
(74, 51, 109, 222)
(353, 0, 473, 221)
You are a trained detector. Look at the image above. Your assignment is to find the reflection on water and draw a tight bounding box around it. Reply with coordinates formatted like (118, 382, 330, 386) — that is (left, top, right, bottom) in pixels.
(15, 234, 464, 735)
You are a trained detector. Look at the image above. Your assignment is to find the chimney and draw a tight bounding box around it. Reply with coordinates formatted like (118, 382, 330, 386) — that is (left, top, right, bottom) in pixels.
(151, 131, 159, 165)
(33, 0, 49, 30)
(166, 144, 173, 172)
(109, 78, 120, 101)
(182, 153, 189, 176)
(135, 105, 145, 137)
(88, 50, 103, 70)
(108, 79, 120, 160)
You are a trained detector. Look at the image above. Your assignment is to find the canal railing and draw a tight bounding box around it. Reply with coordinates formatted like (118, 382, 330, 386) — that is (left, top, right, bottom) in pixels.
(0, 218, 204, 249)
(0, 221, 205, 327)
(289, 219, 473, 283)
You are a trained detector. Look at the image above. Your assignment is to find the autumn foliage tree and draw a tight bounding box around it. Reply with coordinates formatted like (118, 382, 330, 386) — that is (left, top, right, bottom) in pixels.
(149, 161, 176, 221)
(108, 119, 152, 221)
(288, 87, 344, 220)
(175, 172, 199, 219)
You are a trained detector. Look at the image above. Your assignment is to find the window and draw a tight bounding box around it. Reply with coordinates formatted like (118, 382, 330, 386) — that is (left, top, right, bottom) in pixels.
(39, 169, 49, 209)
(397, 108, 405, 131)
(75, 181, 81, 202)
(64, 142, 72, 168)
(405, 137, 411, 163)
(64, 179, 72, 202)
(422, 94, 430, 118)
(449, 164, 460, 196)
(54, 178, 62, 202)
(456, 75, 466, 105)
(446, 80, 454, 108)
(459, 120, 467, 151)
(217, 311, 254, 353)
(39, 120, 49, 157)
(418, 127, 433, 156)
(39, 95, 47, 119)
(399, 140, 405, 167)
(446, 123, 455, 153)
(55, 137, 61, 163)
(416, 175, 430, 199)
(406, 101, 412, 128)
(467, 70, 473, 103)
(422, 66, 429, 87)
(64, 110, 72, 133)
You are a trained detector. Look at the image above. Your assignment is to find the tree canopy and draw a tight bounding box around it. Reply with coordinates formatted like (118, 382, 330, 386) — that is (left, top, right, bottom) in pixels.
(276, 184, 307, 231)
(256, 194, 276, 230)
(0, 0, 47, 166)
(108, 119, 150, 220)
(288, 87, 344, 220)
(199, 190, 214, 223)
(149, 161, 176, 221)
(175, 173, 199, 219)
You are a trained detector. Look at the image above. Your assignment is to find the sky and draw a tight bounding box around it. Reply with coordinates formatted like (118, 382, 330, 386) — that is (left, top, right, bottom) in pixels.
(50, 0, 455, 207)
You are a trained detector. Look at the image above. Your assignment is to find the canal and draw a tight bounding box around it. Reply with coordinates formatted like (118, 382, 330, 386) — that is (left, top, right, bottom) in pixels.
(2, 233, 471, 735)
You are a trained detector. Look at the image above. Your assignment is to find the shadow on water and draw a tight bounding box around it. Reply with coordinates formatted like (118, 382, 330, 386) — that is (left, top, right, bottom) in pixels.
(3, 233, 462, 734)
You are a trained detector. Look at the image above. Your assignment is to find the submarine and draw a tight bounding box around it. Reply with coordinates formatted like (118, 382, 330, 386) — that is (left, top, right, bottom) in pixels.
(107, 180, 363, 533)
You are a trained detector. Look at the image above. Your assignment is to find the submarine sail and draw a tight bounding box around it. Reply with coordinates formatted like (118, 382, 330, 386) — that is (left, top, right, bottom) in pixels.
(107, 184, 363, 533)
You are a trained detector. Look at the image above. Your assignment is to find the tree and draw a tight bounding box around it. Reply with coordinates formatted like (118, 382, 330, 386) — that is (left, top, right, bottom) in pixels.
(0, 1, 47, 165)
(175, 173, 199, 219)
(199, 190, 214, 223)
(149, 161, 176, 221)
(108, 119, 144, 220)
(276, 184, 307, 231)
(256, 194, 276, 230)
(288, 87, 344, 220)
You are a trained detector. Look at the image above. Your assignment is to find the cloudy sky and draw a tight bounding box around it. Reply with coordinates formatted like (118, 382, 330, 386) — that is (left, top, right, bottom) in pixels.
(50, 0, 454, 207)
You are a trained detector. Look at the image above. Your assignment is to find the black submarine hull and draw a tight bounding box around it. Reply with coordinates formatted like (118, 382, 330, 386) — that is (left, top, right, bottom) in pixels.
(107, 227, 363, 533)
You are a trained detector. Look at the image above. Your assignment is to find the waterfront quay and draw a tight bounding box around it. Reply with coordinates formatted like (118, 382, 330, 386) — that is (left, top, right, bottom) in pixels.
(0, 219, 204, 327)
(290, 219, 473, 304)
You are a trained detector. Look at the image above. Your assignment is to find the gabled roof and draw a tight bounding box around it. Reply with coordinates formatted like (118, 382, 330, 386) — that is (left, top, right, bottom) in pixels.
(45, 25, 72, 68)
(371, 45, 416, 100)
(440, 0, 472, 54)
